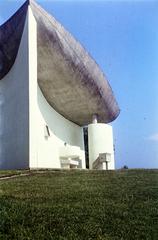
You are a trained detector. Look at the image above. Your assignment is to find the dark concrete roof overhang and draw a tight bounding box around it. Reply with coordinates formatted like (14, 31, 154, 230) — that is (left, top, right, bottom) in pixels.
(0, 0, 120, 126)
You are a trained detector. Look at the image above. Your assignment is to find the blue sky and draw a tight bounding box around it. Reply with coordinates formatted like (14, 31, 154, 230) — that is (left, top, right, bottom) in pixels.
(0, 0, 158, 168)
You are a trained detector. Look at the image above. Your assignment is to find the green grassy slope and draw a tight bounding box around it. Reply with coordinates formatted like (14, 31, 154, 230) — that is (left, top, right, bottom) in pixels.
(0, 169, 158, 240)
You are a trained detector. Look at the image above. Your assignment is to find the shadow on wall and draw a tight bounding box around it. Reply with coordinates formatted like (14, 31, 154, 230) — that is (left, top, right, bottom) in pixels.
(37, 85, 84, 150)
(83, 127, 89, 168)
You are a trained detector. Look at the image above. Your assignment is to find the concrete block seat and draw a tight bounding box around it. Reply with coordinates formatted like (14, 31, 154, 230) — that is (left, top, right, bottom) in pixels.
(59, 146, 82, 169)
(93, 153, 111, 170)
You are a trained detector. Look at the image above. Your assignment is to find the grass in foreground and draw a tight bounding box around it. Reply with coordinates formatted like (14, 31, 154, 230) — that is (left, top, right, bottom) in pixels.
(0, 169, 158, 240)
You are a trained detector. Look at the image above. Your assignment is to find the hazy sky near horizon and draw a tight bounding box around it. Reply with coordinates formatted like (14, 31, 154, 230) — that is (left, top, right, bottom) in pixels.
(0, 0, 158, 169)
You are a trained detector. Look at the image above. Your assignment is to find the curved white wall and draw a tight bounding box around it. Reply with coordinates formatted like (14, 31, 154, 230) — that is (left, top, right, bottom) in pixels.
(88, 123, 115, 170)
(0, 12, 29, 169)
(28, 7, 85, 169)
(0, 7, 85, 170)
(33, 86, 85, 169)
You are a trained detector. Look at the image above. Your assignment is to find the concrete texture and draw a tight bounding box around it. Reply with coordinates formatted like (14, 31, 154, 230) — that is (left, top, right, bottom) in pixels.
(0, 0, 120, 126)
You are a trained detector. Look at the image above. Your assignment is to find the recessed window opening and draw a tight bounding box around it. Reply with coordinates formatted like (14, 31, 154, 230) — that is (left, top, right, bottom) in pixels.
(44, 125, 50, 137)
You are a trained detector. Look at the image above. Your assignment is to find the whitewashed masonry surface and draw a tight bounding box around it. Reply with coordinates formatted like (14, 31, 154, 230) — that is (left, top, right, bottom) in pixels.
(0, 0, 119, 170)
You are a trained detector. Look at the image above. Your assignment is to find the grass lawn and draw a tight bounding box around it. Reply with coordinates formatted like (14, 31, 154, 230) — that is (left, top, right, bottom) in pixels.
(0, 169, 158, 240)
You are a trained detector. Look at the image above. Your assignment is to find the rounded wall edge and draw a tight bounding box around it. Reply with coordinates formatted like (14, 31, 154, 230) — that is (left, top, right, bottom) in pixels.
(30, 0, 120, 126)
(88, 123, 115, 170)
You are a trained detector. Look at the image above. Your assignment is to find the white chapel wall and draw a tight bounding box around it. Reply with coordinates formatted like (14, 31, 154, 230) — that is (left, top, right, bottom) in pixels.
(0, 12, 29, 169)
(28, 7, 85, 169)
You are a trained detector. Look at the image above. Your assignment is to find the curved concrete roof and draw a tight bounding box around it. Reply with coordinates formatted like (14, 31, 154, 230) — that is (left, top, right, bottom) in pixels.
(0, 0, 120, 126)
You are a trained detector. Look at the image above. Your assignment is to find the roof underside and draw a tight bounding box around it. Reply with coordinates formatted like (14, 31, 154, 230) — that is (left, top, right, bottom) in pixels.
(0, 0, 120, 126)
